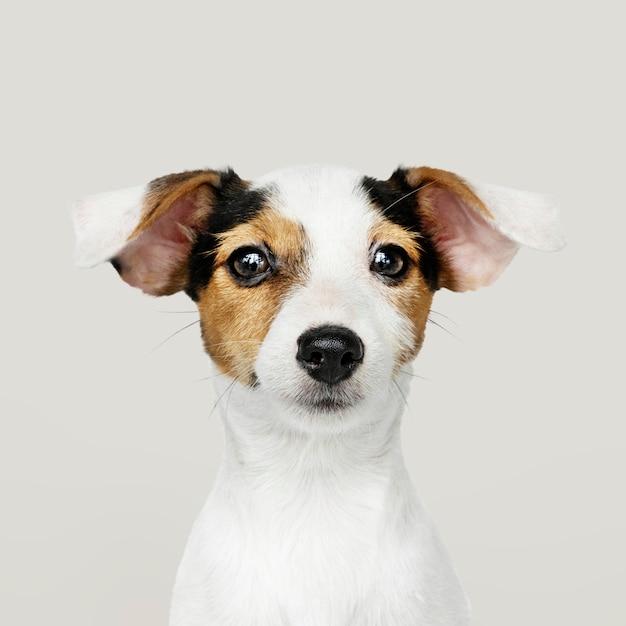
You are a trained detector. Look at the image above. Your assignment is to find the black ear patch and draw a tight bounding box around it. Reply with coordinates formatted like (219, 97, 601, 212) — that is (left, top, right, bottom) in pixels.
(186, 170, 269, 301)
(361, 170, 441, 291)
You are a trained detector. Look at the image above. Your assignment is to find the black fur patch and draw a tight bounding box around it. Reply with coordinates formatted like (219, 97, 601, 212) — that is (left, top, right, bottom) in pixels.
(361, 169, 441, 291)
(186, 170, 269, 301)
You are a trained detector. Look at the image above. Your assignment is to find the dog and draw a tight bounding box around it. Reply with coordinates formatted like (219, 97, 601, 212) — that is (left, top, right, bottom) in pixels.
(74, 164, 564, 625)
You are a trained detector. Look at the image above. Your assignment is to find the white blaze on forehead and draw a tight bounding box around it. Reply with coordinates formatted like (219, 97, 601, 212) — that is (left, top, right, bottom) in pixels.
(253, 165, 376, 276)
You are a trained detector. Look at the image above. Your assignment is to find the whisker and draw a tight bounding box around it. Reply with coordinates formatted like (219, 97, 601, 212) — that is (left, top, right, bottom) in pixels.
(208, 378, 238, 421)
(194, 371, 225, 383)
(381, 187, 420, 214)
(207, 339, 264, 349)
(152, 320, 201, 351)
(393, 379, 411, 413)
(379, 178, 441, 215)
(222, 377, 238, 420)
(399, 369, 429, 381)
(427, 316, 457, 339)
(429, 309, 457, 325)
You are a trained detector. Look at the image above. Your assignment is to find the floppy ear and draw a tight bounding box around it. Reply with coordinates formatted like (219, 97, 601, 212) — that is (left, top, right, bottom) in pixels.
(73, 170, 223, 296)
(404, 167, 565, 291)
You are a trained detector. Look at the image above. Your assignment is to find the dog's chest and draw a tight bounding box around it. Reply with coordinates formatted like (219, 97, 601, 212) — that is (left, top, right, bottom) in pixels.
(173, 468, 420, 624)
(228, 477, 384, 576)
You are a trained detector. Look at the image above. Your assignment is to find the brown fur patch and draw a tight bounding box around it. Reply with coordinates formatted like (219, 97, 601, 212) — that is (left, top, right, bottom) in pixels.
(369, 218, 435, 368)
(196, 209, 308, 383)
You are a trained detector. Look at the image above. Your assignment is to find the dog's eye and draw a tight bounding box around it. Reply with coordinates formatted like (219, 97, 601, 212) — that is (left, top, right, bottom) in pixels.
(371, 245, 408, 281)
(228, 247, 273, 286)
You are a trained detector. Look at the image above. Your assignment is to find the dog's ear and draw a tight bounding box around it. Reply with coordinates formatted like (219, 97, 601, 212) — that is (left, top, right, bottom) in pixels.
(73, 170, 225, 296)
(403, 167, 565, 291)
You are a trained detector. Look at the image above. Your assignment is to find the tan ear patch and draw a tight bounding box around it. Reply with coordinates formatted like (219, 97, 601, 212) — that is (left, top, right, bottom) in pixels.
(131, 170, 222, 239)
(195, 209, 308, 383)
(112, 170, 222, 296)
(404, 166, 492, 221)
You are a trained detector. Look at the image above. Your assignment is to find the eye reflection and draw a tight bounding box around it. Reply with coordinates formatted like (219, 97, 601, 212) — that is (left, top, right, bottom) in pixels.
(371, 245, 407, 278)
(228, 246, 273, 286)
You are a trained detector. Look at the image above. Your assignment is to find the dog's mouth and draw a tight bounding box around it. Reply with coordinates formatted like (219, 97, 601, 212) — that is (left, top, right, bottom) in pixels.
(252, 371, 365, 416)
(293, 382, 364, 414)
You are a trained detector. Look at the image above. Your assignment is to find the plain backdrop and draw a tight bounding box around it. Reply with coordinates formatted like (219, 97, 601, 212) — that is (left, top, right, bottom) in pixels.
(1, 1, 624, 625)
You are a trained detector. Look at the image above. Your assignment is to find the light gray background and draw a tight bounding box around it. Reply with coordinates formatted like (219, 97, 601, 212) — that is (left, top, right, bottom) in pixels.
(2, 1, 623, 624)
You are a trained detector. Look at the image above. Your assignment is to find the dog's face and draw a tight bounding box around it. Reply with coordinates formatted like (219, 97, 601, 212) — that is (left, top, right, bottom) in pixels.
(191, 166, 435, 416)
(74, 164, 564, 422)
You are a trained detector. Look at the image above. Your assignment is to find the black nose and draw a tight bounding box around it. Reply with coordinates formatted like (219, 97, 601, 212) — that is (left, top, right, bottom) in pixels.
(296, 325, 364, 385)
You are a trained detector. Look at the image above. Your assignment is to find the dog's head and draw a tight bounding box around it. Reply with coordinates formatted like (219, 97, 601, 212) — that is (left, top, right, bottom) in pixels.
(74, 165, 564, 421)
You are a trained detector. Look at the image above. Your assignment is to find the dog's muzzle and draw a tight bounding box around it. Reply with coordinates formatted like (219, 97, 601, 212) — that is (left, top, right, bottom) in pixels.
(296, 325, 364, 385)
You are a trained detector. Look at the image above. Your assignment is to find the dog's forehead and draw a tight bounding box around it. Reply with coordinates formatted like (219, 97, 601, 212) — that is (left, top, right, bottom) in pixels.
(252, 165, 377, 241)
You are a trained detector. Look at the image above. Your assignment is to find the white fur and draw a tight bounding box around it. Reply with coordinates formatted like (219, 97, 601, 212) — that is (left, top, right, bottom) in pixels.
(74, 164, 565, 626)
(171, 377, 467, 626)
(73, 184, 147, 268)
(469, 181, 565, 252)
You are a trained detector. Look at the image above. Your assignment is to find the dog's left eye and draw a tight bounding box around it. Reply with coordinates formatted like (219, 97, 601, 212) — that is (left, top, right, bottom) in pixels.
(228, 247, 273, 286)
(371, 245, 408, 280)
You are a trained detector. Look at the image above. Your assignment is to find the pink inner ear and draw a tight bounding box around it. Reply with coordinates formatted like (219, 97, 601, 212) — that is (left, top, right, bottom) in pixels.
(115, 195, 203, 296)
(143, 195, 200, 245)
(424, 188, 519, 291)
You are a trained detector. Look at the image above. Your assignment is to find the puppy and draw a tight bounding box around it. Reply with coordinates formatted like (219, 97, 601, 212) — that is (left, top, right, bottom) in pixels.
(74, 164, 564, 625)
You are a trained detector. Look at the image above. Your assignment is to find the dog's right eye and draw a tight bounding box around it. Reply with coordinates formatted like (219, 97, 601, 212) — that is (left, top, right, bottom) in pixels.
(228, 247, 273, 286)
